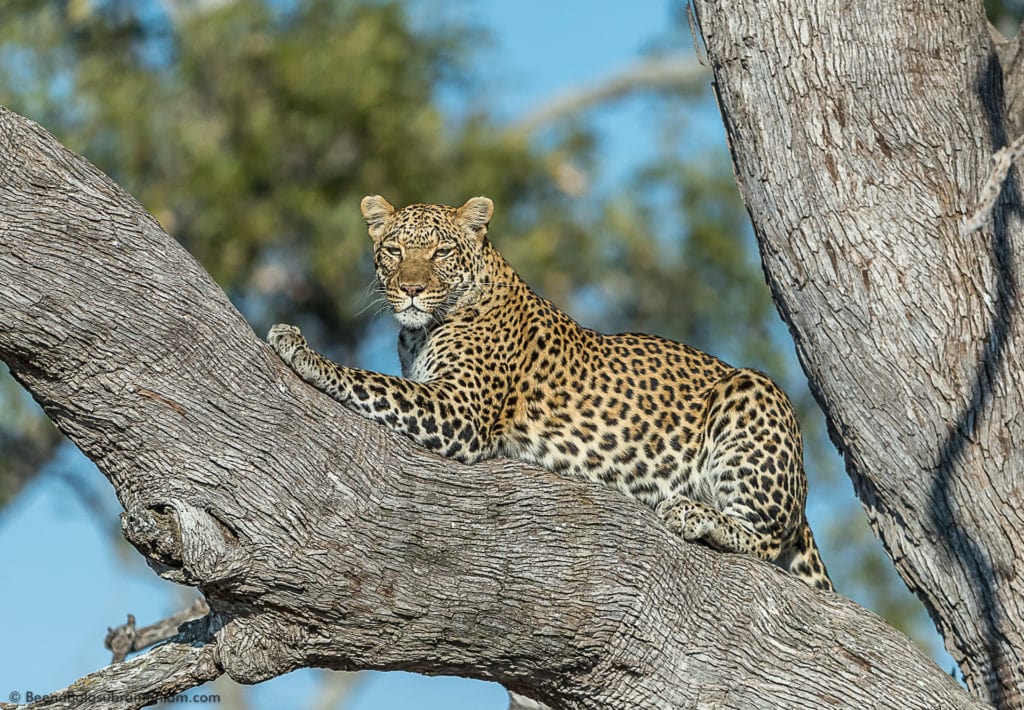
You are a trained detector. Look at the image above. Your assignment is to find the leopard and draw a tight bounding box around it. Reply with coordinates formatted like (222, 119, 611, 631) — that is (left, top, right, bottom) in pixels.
(268, 195, 833, 591)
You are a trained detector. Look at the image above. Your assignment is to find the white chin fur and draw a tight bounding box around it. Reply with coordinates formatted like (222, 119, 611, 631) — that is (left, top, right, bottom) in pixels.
(395, 308, 433, 328)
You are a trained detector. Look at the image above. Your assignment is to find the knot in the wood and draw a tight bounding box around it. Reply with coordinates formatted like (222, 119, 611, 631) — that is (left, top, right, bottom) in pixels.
(121, 502, 245, 585)
(121, 505, 183, 571)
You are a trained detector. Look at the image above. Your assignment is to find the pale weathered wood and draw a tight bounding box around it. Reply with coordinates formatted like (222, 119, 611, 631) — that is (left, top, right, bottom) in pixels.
(0, 629, 220, 710)
(0, 107, 981, 708)
(691, 0, 1024, 707)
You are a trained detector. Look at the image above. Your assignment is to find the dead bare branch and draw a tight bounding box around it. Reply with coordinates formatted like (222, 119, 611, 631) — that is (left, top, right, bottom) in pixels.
(105, 598, 211, 664)
(0, 617, 221, 710)
(510, 55, 707, 135)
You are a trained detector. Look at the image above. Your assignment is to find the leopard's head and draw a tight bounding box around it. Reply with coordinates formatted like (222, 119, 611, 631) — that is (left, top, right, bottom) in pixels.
(361, 195, 494, 329)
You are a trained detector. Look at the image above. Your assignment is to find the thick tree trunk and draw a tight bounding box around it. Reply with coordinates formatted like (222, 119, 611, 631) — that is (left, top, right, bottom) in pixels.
(691, 0, 1024, 707)
(0, 109, 981, 708)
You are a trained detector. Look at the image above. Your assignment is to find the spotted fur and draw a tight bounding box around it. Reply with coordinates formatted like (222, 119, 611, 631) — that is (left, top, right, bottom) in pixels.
(269, 196, 832, 590)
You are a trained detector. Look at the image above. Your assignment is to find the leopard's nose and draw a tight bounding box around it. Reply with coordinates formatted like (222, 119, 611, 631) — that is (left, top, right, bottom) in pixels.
(400, 282, 426, 297)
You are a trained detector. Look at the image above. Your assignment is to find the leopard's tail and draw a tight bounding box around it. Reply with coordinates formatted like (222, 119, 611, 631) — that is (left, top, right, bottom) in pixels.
(782, 521, 833, 591)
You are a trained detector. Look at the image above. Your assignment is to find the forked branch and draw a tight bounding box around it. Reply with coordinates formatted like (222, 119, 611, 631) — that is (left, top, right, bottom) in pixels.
(0, 618, 221, 710)
(105, 598, 211, 664)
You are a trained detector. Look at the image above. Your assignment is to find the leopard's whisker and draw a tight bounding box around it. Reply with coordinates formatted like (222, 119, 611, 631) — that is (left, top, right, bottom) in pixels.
(353, 296, 388, 318)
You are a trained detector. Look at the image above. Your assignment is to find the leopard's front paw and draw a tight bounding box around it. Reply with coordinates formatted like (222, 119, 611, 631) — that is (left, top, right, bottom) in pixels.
(268, 323, 308, 364)
(656, 498, 715, 542)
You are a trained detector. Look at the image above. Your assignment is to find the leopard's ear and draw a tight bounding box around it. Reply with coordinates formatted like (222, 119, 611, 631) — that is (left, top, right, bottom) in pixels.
(361, 195, 395, 240)
(456, 196, 494, 241)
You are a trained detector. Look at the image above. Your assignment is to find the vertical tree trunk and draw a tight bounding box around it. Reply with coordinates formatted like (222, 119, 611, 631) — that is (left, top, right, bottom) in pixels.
(692, 1, 1024, 706)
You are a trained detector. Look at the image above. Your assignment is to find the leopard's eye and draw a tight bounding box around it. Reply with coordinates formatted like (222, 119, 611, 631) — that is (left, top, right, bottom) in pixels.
(381, 245, 402, 259)
(434, 246, 454, 259)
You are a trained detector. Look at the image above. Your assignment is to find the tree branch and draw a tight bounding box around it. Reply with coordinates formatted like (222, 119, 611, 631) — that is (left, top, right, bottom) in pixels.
(963, 131, 1024, 237)
(0, 616, 221, 710)
(105, 598, 211, 664)
(510, 55, 708, 134)
(0, 106, 980, 708)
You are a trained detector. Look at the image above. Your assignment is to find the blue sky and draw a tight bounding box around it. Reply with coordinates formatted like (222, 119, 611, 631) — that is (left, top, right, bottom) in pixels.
(0, 1, 955, 708)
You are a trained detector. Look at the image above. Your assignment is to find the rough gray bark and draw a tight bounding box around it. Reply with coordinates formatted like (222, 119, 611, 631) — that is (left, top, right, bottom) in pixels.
(0, 109, 981, 709)
(690, 1, 1024, 707)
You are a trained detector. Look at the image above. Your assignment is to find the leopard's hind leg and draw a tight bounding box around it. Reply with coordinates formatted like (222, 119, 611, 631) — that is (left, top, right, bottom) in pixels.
(657, 369, 830, 589)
